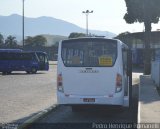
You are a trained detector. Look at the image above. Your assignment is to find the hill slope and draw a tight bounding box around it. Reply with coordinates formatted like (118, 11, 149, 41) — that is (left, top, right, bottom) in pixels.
(0, 14, 116, 38)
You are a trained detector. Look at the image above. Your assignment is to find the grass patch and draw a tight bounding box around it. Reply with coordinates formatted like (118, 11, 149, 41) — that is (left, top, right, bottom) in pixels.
(157, 87, 160, 96)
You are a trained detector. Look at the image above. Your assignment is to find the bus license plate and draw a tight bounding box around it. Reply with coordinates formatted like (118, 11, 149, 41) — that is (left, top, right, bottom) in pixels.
(83, 98, 95, 102)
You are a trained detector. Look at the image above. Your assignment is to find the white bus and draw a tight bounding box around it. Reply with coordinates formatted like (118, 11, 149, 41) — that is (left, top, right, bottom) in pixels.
(57, 38, 132, 111)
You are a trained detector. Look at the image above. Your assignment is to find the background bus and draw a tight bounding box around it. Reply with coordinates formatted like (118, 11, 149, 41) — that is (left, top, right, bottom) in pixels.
(29, 51, 49, 71)
(0, 49, 49, 74)
(57, 38, 132, 111)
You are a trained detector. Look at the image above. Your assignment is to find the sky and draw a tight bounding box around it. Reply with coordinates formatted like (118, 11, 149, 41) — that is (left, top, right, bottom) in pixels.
(0, 0, 160, 35)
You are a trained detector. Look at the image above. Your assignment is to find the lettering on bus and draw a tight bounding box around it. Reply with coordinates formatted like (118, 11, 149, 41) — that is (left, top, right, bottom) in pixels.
(80, 69, 99, 73)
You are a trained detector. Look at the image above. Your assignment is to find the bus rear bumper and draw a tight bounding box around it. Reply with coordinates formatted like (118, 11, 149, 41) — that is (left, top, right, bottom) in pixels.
(57, 92, 128, 107)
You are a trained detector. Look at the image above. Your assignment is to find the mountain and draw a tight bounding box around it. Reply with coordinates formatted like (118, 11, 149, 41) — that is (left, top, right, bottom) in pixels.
(0, 14, 116, 39)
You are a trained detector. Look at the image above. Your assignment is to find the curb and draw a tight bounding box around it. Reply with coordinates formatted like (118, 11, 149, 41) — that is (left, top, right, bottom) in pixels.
(18, 104, 59, 129)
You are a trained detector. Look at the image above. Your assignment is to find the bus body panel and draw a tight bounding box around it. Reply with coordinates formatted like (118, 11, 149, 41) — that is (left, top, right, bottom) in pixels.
(57, 38, 130, 107)
(57, 92, 124, 105)
(0, 59, 39, 72)
(9, 60, 39, 71)
(62, 67, 117, 96)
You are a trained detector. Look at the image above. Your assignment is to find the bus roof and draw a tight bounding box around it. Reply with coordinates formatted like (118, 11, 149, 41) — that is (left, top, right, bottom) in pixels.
(25, 51, 47, 54)
(62, 38, 129, 51)
(63, 37, 120, 42)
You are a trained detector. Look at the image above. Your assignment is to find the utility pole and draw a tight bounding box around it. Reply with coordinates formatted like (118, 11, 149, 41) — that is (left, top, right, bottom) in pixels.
(82, 10, 93, 36)
(22, 0, 25, 48)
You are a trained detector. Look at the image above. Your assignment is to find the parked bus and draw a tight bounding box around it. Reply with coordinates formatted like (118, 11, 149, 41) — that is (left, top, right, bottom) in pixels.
(28, 51, 49, 72)
(57, 38, 132, 111)
(0, 49, 49, 74)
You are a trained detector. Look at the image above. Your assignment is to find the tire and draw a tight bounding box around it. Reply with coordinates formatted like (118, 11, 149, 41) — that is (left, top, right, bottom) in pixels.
(26, 71, 31, 74)
(2, 72, 7, 75)
(71, 106, 81, 112)
(31, 67, 37, 74)
(2, 71, 11, 75)
(7, 71, 11, 74)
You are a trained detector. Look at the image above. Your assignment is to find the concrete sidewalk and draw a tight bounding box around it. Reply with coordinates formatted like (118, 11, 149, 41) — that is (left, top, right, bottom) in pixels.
(138, 75, 160, 123)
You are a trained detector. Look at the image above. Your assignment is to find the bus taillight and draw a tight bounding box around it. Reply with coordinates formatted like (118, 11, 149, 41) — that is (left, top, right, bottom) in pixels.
(57, 73, 64, 92)
(115, 73, 122, 93)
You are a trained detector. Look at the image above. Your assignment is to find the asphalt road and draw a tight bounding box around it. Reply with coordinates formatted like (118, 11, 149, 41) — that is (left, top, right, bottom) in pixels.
(0, 65, 57, 123)
(27, 71, 143, 129)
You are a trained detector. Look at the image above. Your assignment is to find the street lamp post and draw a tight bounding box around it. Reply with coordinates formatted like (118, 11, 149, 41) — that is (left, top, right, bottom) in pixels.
(22, 0, 25, 48)
(82, 10, 93, 36)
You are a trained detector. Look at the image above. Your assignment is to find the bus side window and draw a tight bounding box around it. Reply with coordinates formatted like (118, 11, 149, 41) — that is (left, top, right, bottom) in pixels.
(39, 55, 44, 62)
(45, 55, 48, 63)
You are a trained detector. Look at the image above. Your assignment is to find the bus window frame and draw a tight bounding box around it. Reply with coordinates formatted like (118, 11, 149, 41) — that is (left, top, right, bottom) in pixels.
(61, 39, 118, 68)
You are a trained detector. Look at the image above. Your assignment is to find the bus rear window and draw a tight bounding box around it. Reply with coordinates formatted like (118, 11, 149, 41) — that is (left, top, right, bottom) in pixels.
(61, 39, 117, 67)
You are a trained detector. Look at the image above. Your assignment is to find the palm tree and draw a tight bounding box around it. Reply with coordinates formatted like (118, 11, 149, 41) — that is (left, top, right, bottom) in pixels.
(0, 33, 4, 47)
(5, 35, 18, 48)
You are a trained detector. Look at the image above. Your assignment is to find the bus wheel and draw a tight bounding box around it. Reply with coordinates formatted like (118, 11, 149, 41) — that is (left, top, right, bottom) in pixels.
(31, 67, 37, 74)
(26, 71, 31, 74)
(2, 72, 7, 75)
(7, 71, 11, 74)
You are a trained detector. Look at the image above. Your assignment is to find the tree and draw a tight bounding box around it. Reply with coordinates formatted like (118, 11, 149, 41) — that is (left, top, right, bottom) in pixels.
(5, 35, 18, 48)
(0, 33, 4, 47)
(25, 35, 47, 47)
(33, 35, 47, 46)
(124, 0, 160, 74)
(54, 41, 59, 47)
(68, 32, 86, 38)
(24, 36, 34, 46)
